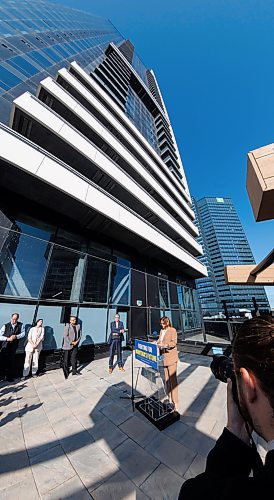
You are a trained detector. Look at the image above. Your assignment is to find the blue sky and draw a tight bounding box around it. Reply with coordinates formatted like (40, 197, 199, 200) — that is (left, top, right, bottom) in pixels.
(54, 0, 274, 305)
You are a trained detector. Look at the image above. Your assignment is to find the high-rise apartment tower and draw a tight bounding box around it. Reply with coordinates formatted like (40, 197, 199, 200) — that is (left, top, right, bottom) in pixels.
(0, 0, 207, 359)
(193, 197, 270, 316)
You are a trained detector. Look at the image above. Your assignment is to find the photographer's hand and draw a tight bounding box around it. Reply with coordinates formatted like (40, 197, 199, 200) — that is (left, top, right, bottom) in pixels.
(226, 378, 250, 445)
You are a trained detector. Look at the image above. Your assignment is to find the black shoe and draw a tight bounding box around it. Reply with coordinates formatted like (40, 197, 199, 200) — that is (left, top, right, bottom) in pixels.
(7, 378, 14, 383)
(72, 372, 82, 376)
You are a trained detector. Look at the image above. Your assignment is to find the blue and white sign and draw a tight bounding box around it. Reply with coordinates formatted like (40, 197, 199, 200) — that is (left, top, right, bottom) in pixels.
(134, 339, 158, 370)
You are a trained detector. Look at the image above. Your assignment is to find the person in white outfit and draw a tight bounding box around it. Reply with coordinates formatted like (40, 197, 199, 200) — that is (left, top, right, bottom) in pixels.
(22, 319, 44, 379)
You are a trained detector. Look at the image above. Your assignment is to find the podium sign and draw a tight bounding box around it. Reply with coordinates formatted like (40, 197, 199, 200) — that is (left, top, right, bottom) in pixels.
(134, 339, 158, 370)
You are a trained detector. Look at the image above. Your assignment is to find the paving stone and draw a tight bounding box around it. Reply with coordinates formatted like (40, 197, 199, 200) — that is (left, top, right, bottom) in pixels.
(24, 425, 58, 459)
(112, 438, 159, 487)
(101, 401, 132, 425)
(69, 441, 119, 491)
(183, 453, 207, 480)
(42, 475, 92, 499)
(88, 414, 127, 453)
(0, 446, 29, 478)
(140, 463, 183, 500)
(162, 420, 189, 442)
(0, 433, 25, 454)
(50, 414, 80, 438)
(146, 433, 196, 477)
(30, 445, 76, 495)
(0, 473, 39, 499)
(0, 467, 32, 494)
(119, 414, 160, 448)
(178, 425, 215, 457)
(59, 428, 95, 455)
(92, 470, 149, 500)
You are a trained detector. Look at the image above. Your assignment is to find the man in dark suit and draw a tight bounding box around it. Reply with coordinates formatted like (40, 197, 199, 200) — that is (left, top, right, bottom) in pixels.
(179, 316, 274, 499)
(62, 316, 81, 379)
(0, 313, 25, 382)
(108, 313, 125, 374)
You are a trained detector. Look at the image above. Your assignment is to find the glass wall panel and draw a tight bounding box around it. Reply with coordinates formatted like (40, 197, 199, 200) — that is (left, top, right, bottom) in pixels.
(159, 278, 170, 308)
(78, 306, 108, 344)
(83, 256, 109, 303)
(177, 285, 184, 308)
(149, 308, 164, 337)
(184, 286, 195, 310)
(109, 264, 130, 305)
(0, 227, 49, 298)
(147, 275, 160, 308)
(130, 306, 147, 339)
(41, 246, 81, 300)
(131, 269, 146, 307)
(169, 282, 179, 308)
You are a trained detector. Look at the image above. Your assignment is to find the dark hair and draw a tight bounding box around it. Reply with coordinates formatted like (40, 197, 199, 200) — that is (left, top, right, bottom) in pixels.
(232, 316, 274, 410)
(11, 313, 19, 318)
(160, 316, 171, 327)
(34, 318, 43, 326)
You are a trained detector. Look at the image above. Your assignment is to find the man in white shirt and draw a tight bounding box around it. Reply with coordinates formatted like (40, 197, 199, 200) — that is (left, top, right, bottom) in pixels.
(0, 313, 25, 382)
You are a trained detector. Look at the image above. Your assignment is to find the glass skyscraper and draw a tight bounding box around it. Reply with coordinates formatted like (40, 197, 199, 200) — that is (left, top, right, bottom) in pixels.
(0, 0, 124, 123)
(0, 0, 207, 362)
(193, 197, 270, 316)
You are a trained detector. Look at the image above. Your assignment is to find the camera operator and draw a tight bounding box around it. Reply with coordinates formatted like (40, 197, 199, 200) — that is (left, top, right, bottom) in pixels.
(179, 316, 274, 499)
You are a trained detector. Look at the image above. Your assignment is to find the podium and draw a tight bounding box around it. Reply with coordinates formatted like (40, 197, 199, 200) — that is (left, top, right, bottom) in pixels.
(134, 339, 180, 430)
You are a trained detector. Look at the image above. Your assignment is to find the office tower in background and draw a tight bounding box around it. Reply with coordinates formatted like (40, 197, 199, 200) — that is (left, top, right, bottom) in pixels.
(193, 196, 270, 316)
(0, 0, 207, 361)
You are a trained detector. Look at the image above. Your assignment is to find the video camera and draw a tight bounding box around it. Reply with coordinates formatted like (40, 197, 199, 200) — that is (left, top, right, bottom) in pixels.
(210, 354, 239, 405)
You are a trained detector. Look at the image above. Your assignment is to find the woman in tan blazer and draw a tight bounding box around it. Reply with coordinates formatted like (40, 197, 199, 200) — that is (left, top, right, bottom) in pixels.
(157, 316, 179, 411)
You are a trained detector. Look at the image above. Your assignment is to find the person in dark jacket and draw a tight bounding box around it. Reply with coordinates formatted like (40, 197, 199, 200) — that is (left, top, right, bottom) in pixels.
(179, 316, 274, 499)
(62, 315, 81, 379)
(0, 313, 25, 382)
(108, 313, 125, 374)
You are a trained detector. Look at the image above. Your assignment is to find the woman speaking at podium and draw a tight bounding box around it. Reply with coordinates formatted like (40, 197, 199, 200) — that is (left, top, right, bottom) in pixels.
(157, 316, 179, 411)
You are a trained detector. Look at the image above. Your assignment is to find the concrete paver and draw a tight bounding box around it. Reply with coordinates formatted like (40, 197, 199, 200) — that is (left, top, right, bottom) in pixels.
(0, 353, 236, 499)
(140, 463, 183, 500)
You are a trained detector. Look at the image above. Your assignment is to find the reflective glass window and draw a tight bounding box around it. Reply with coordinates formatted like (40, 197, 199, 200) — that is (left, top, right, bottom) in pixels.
(0, 227, 49, 298)
(147, 274, 160, 307)
(8, 55, 38, 77)
(131, 269, 146, 307)
(41, 245, 84, 301)
(83, 256, 109, 303)
(159, 278, 170, 308)
(0, 64, 22, 87)
(29, 50, 52, 68)
(44, 47, 62, 62)
(109, 264, 130, 305)
(78, 306, 108, 344)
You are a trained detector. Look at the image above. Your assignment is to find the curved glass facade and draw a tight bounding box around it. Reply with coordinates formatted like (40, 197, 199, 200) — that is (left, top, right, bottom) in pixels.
(0, 0, 123, 123)
(0, 220, 201, 351)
